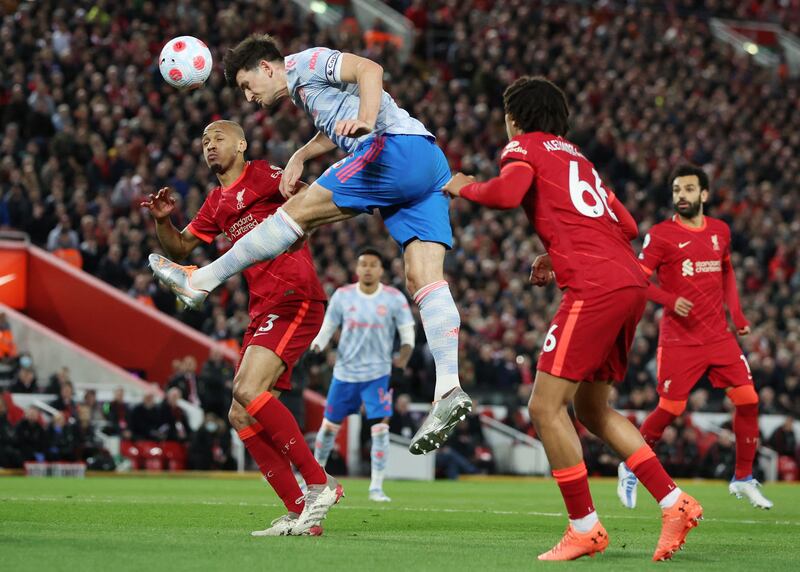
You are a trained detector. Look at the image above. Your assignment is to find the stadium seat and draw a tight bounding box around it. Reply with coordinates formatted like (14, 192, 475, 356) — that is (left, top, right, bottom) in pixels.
(161, 441, 187, 471)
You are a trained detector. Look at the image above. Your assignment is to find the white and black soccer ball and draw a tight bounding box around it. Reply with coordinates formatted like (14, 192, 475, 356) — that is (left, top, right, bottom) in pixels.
(158, 36, 212, 90)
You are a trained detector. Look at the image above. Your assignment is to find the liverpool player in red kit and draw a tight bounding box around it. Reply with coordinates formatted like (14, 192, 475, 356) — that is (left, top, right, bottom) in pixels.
(143, 120, 341, 536)
(616, 165, 772, 510)
(444, 77, 702, 562)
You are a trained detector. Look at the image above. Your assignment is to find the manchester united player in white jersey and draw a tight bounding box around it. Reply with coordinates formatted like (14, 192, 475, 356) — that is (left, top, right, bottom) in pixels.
(617, 164, 772, 510)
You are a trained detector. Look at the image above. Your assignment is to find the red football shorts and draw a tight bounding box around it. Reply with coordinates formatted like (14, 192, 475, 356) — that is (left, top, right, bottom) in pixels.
(655, 336, 752, 400)
(537, 286, 646, 383)
(239, 299, 325, 391)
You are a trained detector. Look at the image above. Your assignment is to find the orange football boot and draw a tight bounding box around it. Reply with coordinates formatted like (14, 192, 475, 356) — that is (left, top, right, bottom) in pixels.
(653, 492, 703, 561)
(538, 522, 609, 561)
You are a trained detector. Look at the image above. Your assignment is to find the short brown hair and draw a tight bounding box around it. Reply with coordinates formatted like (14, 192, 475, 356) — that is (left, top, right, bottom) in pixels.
(223, 34, 283, 87)
(503, 76, 569, 137)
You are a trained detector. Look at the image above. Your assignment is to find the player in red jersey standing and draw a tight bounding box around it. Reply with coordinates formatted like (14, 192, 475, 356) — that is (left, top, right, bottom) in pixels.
(616, 164, 772, 510)
(142, 120, 341, 536)
(444, 77, 702, 562)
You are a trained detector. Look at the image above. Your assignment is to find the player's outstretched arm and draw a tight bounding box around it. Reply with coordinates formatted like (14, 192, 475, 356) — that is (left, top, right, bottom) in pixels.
(608, 191, 638, 240)
(444, 162, 534, 209)
(141, 187, 201, 260)
(334, 54, 383, 138)
(279, 132, 338, 198)
(722, 256, 749, 334)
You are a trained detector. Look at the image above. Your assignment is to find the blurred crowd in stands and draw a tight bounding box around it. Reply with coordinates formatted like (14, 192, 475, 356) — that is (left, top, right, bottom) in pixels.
(0, 331, 236, 470)
(1, 1, 799, 475)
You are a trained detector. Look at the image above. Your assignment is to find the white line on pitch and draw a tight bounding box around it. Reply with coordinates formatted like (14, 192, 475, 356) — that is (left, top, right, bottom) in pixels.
(1, 495, 796, 527)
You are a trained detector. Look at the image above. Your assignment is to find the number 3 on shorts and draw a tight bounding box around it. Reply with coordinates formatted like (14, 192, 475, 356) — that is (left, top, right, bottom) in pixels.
(543, 324, 558, 353)
(258, 314, 280, 333)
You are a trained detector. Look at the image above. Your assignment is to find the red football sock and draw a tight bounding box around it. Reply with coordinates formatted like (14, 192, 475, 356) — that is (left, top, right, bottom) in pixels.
(245, 391, 326, 486)
(626, 445, 676, 503)
(552, 462, 595, 520)
(238, 423, 305, 514)
(733, 403, 759, 480)
(640, 407, 677, 449)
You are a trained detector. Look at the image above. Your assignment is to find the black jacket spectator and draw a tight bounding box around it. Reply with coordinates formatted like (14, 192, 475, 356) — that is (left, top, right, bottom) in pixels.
(50, 382, 79, 421)
(198, 350, 233, 419)
(11, 368, 39, 393)
(160, 388, 191, 442)
(768, 418, 798, 459)
(0, 400, 22, 468)
(15, 408, 48, 462)
(188, 414, 233, 470)
(389, 394, 418, 440)
(46, 413, 79, 461)
(104, 388, 131, 438)
(129, 394, 163, 441)
(701, 430, 737, 480)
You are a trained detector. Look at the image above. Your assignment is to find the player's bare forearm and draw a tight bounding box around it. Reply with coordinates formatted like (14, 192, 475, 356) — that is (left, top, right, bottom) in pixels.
(155, 220, 199, 261)
(339, 53, 382, 129)
(394, 344, 413, 370)
(296, 132, 338, 162)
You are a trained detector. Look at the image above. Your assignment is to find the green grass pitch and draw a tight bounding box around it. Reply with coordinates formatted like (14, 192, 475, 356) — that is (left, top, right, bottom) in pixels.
(1, 475, 797, 571)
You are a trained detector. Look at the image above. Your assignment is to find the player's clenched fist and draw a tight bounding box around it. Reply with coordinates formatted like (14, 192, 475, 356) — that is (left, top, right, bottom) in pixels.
(530, 254, 554, 287)
(442, 172, 475, 197)
(673, 296, 694, 317)
(141, 187, 176, 221)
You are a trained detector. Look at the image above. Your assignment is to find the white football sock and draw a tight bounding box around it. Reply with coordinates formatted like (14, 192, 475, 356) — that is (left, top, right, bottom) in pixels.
(414, 281, 461, 401)
(191, 207, 303, 292)
(570, 511, 599, 533)
(370, 423, 390, 491)
(313, 419, 340, 467)
(659, 487, 682, 509)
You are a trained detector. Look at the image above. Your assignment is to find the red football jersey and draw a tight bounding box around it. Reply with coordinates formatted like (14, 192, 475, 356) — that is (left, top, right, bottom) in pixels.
(499, 133, 647, 296)
(187, 160, 326, 319)
(639, 215, 736, 346)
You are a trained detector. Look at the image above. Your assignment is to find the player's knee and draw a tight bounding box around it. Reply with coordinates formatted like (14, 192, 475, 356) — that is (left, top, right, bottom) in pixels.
(227, 406, 250, 430)
(232, 374, 260, 406)
(320, 418, 341, 436)
(728, 385, 759, 407)
(233, 369, 279, 406)
(528, 396, 554, 424)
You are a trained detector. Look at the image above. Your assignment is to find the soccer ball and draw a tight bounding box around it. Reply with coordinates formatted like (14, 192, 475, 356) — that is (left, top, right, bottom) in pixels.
(159, 36, 212, 90)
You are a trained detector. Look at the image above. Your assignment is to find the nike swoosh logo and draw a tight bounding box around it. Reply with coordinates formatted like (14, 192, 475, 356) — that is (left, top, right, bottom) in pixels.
(0, 273, 16, 287)
(678, 241, 691, 248)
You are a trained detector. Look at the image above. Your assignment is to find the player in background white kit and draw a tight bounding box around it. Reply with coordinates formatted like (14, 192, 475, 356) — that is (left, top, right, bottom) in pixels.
(311, 248, 415, 502)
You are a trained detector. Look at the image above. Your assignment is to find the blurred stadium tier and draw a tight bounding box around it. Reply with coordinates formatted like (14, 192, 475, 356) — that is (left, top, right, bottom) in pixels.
(0, 238, 237, 386)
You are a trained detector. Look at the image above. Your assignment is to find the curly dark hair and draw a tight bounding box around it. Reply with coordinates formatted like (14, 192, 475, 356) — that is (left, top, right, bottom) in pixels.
(223, 34, 283, 87)
(503, 76, 569, 136)
(670, 164, 710, 191)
